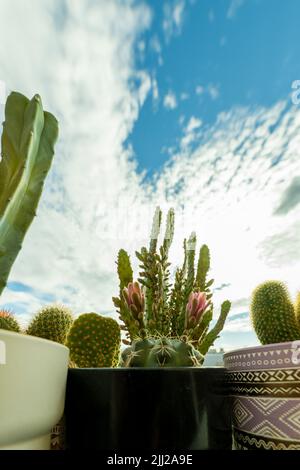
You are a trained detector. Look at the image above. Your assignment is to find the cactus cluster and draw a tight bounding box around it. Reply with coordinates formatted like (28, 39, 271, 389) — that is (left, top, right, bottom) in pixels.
(113, 207, 231, 367)
(250, 280, 300, 345)
(66, 313, 120, 367)
(0, 309, 21, 332)
(27, 304, 73, 344)
(0, 305, 121, 369)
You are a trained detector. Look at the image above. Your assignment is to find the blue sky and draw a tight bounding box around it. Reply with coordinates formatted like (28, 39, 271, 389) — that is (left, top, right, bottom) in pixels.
(0, 0, 300, 351)
(131, 0, 300, 175)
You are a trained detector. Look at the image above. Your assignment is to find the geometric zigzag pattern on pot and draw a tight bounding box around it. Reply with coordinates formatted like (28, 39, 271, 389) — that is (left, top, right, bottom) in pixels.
(232, 397, 300, 440)
(228, 383, 300, 398)
(226, 368, 300, 384)
(233, 428, 300, 450)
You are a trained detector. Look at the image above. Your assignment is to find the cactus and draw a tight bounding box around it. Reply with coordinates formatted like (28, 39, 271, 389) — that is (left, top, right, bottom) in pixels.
(0, 92, 58, 296)
(121, 337, 204, 367)
(0, 309, 21, 332)
(27, 304, 73, 344)
(250, 281, 300, 344)
(66, 313, 121, 367)
(113, 207, 231, 366)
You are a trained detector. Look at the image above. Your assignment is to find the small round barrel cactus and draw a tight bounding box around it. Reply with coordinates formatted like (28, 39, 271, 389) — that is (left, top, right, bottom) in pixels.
(0, 310, 21, 332)
(121, 336, 204, 367)
(250, 281, 300, 344)
(26, 304, 73, 344)
(66, 313, 121, 367)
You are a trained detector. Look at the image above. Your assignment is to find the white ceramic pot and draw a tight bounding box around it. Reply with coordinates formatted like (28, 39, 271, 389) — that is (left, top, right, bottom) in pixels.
(0, 329, 69, 450)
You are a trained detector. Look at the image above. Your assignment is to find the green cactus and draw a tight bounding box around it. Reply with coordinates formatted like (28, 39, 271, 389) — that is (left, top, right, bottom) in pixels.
(113, 207, 231, 366)
(27, 304, 73, 344)
(66, 313, 121, 367)
(250, 281, 300, 344)
(0, 92, 58, 296)
(112, 250, 137, 343)
(0, 309, 21, 332)
(121, 336, 204, 367)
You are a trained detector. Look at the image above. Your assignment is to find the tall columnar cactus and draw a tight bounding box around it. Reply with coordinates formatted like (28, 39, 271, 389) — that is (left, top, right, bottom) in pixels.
(113, 207, 231, 366)
(0, 309, 21, 332)
(26, 304, 73, 344)
(250, 281, 300, 344)
(0, 92, 58, 296)
(66, 313, 121, 367)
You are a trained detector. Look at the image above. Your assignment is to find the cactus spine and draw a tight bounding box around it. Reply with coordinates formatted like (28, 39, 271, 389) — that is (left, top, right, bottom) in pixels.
(27, 304, 73, 344)
(250, 281, 300, 344)
(66, 313, 121, 367)
(0, 92, 58, 295)
(0, 310, 21, 332)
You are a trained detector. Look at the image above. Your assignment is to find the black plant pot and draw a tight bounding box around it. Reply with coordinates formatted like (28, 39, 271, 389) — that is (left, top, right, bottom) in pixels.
(65, 367, 232, 450)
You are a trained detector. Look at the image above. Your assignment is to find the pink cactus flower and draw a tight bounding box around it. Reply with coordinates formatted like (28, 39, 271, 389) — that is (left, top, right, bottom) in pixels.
(123, 281, 145, 318)
(185, 291, 210, 328)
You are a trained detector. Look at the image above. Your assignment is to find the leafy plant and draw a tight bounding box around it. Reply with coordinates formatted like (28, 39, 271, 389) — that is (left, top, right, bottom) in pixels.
(113, 207, 231, 367)
(0, 92, 58, 296)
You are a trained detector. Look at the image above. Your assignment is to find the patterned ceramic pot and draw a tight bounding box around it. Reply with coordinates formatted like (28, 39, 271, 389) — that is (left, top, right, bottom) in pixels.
(224, 341, 300, 450)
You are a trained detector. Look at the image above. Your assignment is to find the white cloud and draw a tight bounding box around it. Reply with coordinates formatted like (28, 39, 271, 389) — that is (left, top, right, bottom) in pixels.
(152, 77, 159, 103)
(195, 85, 204, 95)
(163, 0, 185, 43)
(207, 83, 220, 100)
(227, 0, 245, 19)
(163, 90, 177, 110)
(224, 316, 252, 333)
(0, 0, 153, 321)
(149, 34, 163, 65)
(208, 9, 215, 23)
(185, 116, 202, 132)
(180, 92, 189, 101)
(179, 116, 202, 148)
(154, 100, 300, 322)
(195, 83, 220, 100)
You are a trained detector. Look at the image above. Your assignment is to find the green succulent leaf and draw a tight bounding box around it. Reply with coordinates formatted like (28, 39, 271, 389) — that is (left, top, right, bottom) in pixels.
(0, 92, 58, 294)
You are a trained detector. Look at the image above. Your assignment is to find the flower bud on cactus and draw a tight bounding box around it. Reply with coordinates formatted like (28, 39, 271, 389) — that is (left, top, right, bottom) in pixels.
(26, 304, 73, 344)
(0, 310, 21, 332)
(185, 291, 209, 329)
(123, 282, 145, 319)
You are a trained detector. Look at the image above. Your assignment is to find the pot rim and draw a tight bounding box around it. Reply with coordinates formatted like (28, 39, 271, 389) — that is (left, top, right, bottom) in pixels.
(0, 328, 69, 352)
(223, 340, 298, 358)
(68, 365, 225, 371)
